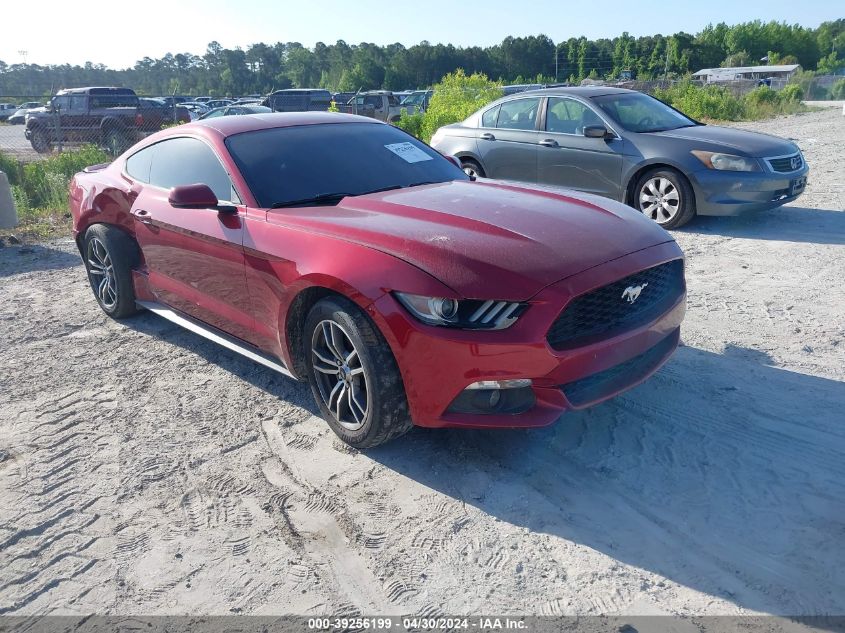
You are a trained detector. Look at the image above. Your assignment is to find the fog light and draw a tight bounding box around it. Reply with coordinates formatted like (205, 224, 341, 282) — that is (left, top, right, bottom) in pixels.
(488, 390, 501, 407)
(446, 380, 536, 415)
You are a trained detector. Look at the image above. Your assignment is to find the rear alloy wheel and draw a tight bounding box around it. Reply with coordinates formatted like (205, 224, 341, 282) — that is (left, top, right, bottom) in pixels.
(461, 159, 485, 179)
(304, 296, 413, 448)
(83, 224, 140, 319)
(635, 168, 695, 229)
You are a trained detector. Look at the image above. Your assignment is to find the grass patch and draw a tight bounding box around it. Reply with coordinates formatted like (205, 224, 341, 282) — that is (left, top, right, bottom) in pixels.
(1, 145, 111, 241)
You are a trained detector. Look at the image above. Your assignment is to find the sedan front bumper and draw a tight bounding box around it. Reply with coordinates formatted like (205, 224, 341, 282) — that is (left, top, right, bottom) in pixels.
(689, 164, 809, 216)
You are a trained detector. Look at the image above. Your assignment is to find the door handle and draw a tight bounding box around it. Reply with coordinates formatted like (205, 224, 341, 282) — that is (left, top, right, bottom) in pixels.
(133, 209, 153, 225)
(539, 139, 559, 147)
(480, 132, 495, 141)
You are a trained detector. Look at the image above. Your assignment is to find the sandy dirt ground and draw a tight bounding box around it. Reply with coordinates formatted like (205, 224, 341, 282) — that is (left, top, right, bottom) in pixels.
(0, 109, 843, 618)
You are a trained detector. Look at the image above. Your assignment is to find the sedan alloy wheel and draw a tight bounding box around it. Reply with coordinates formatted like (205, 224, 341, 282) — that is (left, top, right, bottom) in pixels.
(639, 176, 681, 224)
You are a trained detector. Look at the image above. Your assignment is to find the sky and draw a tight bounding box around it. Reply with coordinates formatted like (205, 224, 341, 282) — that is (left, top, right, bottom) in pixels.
(2, 0, 841, 69)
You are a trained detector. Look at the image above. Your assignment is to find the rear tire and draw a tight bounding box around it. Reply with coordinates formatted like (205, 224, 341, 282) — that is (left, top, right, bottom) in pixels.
(304, 296, 413, 448)
(102, 127, 131, 157)
(460, 159, 485, 179)
(83, 224, 141, 319)
(634, 168, 696, 229)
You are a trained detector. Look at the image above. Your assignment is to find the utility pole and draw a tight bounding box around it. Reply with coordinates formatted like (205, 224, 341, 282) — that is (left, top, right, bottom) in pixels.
(19, 50, 32, 97)
(663, 42, 670, 85)
(555, 47, 558, 83)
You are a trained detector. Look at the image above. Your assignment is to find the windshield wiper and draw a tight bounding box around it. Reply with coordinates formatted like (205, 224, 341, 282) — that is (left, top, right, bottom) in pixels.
(270, 185, 405, 209)
(271, 193, 353, 208)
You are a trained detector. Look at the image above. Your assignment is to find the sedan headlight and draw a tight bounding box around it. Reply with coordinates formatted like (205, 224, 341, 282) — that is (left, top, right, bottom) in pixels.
(691, 150, 760, 172)
(394, 292, 526, 330)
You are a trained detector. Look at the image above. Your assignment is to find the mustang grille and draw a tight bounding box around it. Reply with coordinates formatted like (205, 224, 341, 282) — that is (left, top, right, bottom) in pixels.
(546, 259, 684, 351)
(767, 153, 802, 173)
(561, 331, 678, 407)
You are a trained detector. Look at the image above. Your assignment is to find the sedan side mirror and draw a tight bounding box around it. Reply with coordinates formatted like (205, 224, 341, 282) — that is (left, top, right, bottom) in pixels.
(168, 183, 220, 209)
(584, 125, 612, 139)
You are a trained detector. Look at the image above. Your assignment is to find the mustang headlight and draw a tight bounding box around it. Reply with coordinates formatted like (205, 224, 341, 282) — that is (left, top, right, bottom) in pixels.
(691, 150, 760, 172)
(393, 292, 526, 330)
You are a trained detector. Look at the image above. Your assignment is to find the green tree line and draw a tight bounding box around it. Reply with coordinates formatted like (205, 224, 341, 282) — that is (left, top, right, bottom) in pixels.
(0, 19, 842, 97)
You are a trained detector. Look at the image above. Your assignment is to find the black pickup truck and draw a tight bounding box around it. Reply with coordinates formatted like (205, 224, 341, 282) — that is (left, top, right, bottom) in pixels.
(25, 87, 145, 155)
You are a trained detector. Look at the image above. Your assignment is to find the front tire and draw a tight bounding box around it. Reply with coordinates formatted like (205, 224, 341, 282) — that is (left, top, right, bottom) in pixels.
(635, 168, 696, 229)
(29, 127, 51, 153)
(304, 296, 413, 448)
(83, 225, 140, 319)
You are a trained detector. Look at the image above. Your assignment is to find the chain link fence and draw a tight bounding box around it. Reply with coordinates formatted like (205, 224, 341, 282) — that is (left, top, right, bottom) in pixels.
(0, 93, 192, 162)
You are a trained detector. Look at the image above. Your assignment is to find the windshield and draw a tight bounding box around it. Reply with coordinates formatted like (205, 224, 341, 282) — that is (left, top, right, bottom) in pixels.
(225, 122, 468, 208)
(401, 92, 424, 106)
(591, 93, 697, 133)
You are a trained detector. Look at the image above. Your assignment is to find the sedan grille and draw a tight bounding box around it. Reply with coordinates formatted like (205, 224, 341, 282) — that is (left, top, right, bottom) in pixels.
(546, 260, 684, 351)
(767, 153, 803, 173)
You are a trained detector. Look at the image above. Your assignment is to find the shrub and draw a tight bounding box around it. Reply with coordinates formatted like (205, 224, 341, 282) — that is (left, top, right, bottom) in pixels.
(653, 80, 807, 122)
(396, 111, 425, 139)
(0, 145, 111, 231)
(417, 70, 502, 143)
(0, 151, 22, 186)
(653, 81, 744, 121)
(831, 79, 845, 101)
(780, 84, 804, 102)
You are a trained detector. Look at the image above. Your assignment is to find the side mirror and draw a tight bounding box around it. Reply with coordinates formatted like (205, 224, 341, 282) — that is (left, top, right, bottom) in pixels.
(168, 183, 220, 209)
(584, 125, 612, 139)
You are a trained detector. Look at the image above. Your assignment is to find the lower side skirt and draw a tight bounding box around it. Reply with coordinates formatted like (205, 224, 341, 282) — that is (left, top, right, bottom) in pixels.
(136, 300, 296, 379)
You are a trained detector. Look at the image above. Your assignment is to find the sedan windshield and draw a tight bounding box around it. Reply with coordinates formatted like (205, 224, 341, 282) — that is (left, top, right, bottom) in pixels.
(591, 93, 697, 133)
(225, 122, 468, 208)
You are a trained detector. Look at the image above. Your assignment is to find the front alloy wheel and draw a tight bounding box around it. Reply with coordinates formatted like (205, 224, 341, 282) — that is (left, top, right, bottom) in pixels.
(311, 319, 369, 430)
(639, 176, 680, 224)
(304, 296, 413, 447)
(635, 168, 696, 229)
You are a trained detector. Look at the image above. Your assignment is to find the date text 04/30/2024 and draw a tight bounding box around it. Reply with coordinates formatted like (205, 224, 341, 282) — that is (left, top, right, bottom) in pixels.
(307, 617, 528, 630)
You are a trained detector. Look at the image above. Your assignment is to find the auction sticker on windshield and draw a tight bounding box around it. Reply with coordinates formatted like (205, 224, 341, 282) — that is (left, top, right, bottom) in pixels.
(385, 142, 433, 163)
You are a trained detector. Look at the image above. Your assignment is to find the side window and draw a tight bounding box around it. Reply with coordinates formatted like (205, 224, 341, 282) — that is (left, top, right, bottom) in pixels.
(125, 145, 155, 183)
(481, 105, 500, 128)
(546, 98, 588, 134)
(496, 98, 540, 131)
(52, 96, 71, 111)
(547, 97, 604, 133)
(364, 96, 381, 109)
(148, 137, 238, 203)
(69, 95, 87, 112)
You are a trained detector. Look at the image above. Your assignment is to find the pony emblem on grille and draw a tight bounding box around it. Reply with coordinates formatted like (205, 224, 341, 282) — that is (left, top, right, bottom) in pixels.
(621, 283, 648, 304)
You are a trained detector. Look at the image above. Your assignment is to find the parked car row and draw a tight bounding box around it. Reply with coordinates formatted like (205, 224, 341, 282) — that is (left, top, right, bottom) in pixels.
(430, 86, 808, 229)
(1, 101, 45, 124)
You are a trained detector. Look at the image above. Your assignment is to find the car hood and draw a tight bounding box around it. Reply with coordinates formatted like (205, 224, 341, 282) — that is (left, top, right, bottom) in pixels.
(273, 180, 675, 300)
(649, 124, 799, 157)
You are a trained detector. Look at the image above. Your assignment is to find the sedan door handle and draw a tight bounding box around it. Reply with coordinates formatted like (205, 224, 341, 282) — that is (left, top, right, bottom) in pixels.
(539, 139, 559, 148)
(480, 132, 495, 141)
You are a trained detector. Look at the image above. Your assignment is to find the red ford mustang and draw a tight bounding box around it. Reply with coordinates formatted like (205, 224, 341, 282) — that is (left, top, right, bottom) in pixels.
(70, 112, 686, 447)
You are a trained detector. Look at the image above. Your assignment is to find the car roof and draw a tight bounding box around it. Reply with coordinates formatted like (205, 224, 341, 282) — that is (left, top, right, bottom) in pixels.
(189, 111, 382, 136)
(515, 86, 636, 98)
